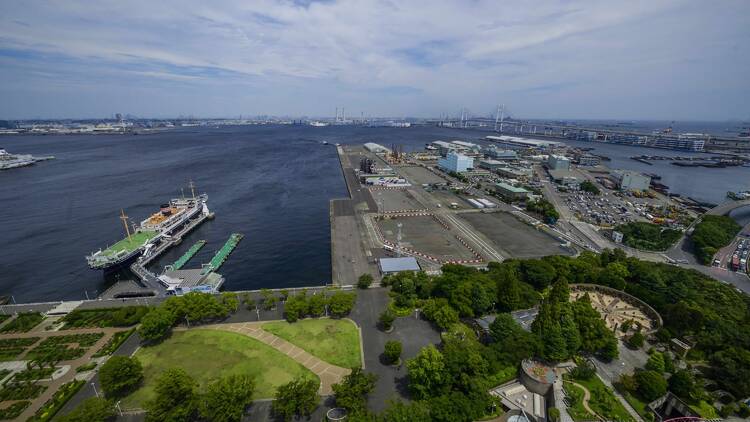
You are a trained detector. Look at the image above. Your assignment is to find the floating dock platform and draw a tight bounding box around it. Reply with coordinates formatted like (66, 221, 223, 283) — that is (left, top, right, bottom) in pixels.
(202, 233, 244, 274)
(171, 240, 207, 270)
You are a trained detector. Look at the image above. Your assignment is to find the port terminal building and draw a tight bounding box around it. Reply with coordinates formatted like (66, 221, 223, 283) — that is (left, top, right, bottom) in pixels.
(438, 151, 474, 173)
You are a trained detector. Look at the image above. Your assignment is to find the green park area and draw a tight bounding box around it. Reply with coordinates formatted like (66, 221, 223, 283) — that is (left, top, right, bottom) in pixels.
(102, 231, 157, 256)
(565, 373, 635, 422)
(262, 319, 362, 369)
(121, 330, 317, 409)
(615, 222, 682, 251)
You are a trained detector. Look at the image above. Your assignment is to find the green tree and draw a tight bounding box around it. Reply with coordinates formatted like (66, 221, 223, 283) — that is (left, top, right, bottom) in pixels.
(379, 309, 395, 331)
(646, 352, 666, 373)
(199, 374, 255, 422)
(284, 293, 308, 322)
(99, 356, 143, 398)
(548, 407, 561, 422)
(271, 377, 319, 422)
(668, 370, 696, 401)
(145, 368, 198, 422)
(308, 293, 328, 317)
(384, 340, 402, 365)
(58, 397, 115, 422)
(220, 292, 239, 313)
(381, 400, 431, 422)
(138, 307, 175, 342)
(407, 345, 449, 399)
(572, 294, 619, 360)
(357, 273, 373, 289)
(635, 370, 667, 401)
(488, 313, 539, 365)
(709, 347, 750, 398)
(332, 367, 378, 412)
(421, 298, 459, 331)
(579, 180, 600, 195)
(329, 291, 356, 317)
(496, 269, 521, 312)
(627, 332, 644, 349)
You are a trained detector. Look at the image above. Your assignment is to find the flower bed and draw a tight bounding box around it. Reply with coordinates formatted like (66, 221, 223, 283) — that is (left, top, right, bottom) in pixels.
(28, 380, 85, 422)
(92, 329, 134, 357)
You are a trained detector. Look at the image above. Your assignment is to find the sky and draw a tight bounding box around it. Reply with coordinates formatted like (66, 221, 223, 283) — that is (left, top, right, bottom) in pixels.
(0, 0, 749, 121)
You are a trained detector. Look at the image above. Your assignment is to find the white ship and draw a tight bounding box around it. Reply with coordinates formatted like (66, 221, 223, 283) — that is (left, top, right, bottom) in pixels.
(0, 148, 54, 170)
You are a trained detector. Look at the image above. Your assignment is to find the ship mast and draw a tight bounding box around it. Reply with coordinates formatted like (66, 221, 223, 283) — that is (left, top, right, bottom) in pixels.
(120, 209, 132, 242)
(189, 180, 196, 199)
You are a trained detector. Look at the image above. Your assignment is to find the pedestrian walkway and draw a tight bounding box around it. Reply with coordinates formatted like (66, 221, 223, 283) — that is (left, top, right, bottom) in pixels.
(201, 322, 351, 395)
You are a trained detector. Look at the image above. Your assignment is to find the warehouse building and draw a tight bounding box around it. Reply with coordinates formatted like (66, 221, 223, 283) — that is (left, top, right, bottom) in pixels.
(495, 182, 531, 201)
(612, 170, 651, 191)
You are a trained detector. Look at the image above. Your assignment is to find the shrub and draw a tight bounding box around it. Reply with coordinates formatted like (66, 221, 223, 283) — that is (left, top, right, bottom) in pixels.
(384, 341, 402, 364)
(379, 309, 395, 331)
(357, 274, 373, 289)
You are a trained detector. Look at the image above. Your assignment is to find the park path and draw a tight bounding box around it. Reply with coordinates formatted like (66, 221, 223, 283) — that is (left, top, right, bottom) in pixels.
(568, 381, 598, 418)
(200, 322, 351, 395)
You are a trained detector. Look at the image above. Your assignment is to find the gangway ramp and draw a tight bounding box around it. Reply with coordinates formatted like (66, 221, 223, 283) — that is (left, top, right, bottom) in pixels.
(172, 240, 206, 270)
(202, 233, 244, 275)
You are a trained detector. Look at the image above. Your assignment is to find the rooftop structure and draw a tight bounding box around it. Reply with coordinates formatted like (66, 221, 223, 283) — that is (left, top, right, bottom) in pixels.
(495, 182, 531, 200)
(483, 145, 518, 160)
(379, 257, 420, 274)
(612, 170, 651, 191)
(520, 360, 556, 395)
(431, 140, 458, 156)
(438, 151, 474, 173)
(486, 135, 562, 149)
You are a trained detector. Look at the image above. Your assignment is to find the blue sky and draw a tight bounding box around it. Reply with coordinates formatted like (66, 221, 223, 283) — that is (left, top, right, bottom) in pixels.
(0, 0, 748, 120)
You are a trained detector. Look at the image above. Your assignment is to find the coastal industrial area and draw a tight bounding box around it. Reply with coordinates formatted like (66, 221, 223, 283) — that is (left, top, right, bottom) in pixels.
(1, 124, 749, 422)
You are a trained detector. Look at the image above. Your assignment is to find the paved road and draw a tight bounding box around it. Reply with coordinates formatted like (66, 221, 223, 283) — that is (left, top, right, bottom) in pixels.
(348, 288, 442, 412)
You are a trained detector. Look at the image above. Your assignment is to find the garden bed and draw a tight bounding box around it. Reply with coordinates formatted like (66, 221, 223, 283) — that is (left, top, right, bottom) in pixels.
(0, 313, 44, 333)
(92, 329, 134, 357)
(60, 306, 149, 329)
(28, 380, 85, 422)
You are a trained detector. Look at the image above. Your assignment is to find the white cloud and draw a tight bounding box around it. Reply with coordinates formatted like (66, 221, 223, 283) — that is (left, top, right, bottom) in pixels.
(0, 0, 748, 119)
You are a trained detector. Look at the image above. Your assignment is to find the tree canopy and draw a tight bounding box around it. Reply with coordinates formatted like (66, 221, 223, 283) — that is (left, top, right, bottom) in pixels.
(98, 356, 143, 398)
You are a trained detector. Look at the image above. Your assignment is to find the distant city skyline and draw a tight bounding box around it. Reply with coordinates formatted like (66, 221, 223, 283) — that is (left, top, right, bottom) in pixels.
(1, 1, 749, 121)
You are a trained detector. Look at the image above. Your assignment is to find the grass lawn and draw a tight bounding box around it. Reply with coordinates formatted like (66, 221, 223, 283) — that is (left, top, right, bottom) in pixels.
(618, 388, 648, 417)
(690, 401, 719, 418)
(121, 330, 318, 409)
(563, 382, 594, 421)
(262, 319, 362, 369)
(566, 375, 635, 422)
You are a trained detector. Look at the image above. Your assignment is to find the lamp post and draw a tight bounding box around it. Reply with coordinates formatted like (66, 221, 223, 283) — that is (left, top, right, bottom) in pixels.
(91, 382, 99, 398)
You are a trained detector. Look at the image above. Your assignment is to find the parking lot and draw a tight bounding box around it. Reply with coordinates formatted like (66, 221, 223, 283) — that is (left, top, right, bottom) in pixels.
(396, 165, 446, 185)
(378, 215, 479, 262)
(557, 184, 674, 227)
(459, 211, 573, 258)
(371, 188, 426, 212)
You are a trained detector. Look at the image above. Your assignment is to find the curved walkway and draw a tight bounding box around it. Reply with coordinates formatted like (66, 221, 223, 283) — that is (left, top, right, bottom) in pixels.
(200, 322, 351, 395)
(567, 381, 598, 419)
